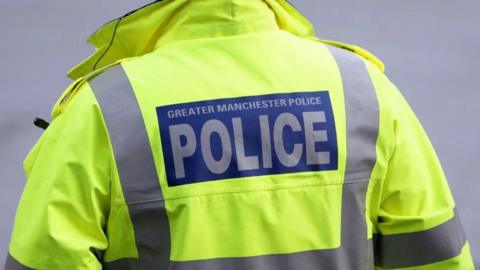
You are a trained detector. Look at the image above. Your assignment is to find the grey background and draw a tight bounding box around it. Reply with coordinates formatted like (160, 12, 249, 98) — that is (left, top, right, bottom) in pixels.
(0, 0, 478, 266)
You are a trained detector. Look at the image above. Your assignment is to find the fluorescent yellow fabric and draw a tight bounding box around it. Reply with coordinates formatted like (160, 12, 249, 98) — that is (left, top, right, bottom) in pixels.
(9, 86, 112, 269)
(7, 0, 475, 269)
(10, 82, 139, 269)
(366, 61, 475, 269)
(67, 0, 315, 80)
(367, 62, 455, 233)
(318, 39, 385, 72)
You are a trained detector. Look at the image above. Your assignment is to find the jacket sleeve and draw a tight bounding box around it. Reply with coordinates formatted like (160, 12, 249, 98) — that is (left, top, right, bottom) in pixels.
(5, 84, 112, 270)
(371, 67, 476, 270)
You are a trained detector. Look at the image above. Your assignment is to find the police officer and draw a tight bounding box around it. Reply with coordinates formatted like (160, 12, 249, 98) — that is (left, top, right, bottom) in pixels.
(5, 0, 475, 269)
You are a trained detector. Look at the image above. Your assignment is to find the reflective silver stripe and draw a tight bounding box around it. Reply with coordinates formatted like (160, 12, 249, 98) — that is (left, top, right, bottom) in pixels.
(4, 254, 33, 270)
(330, 48, 380, 183)
(90, 66, 163, 203)
(170, 238, 367, 270)
(99, 46, 379, 269)
(328, 45, 379, 269)
(374, 214, 467, 269)
(90, 65, 171, 269)
(103, 258, 138, 270)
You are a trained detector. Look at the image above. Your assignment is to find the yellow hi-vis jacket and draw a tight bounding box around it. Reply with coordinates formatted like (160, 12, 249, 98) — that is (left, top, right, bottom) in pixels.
(5, 0, 475, 269)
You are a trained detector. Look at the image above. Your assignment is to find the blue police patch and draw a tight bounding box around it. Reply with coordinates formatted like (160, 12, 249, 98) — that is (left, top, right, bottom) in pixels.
(157, 91, 338, 187)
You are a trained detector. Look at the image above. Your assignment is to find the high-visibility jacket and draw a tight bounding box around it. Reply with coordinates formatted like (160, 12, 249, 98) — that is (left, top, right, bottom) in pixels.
(5, 0, 475, 269)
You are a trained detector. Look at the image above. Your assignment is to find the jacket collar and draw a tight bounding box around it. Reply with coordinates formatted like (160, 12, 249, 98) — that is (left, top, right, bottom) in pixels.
(68, 0, 315, 80)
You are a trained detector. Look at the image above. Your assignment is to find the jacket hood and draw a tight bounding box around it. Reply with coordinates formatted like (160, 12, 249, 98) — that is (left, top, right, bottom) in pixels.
(67, 0, 315, 80)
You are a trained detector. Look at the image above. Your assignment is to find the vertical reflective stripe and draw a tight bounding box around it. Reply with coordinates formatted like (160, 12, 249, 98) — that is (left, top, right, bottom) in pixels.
(329, 45, 379, 269)
(90, 65, 171, 269)
(374, 214, 467, 269)
(329, 46, 380, 183)
(90, 66, 163, 203)
(4, 254, 33, 270)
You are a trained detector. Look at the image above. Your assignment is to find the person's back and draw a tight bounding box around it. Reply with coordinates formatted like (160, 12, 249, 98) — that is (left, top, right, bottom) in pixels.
(5, 0, 475, 269)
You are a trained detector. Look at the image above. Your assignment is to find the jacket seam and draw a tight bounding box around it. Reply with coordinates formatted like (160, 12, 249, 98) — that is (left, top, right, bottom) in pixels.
(113, 178, 377, 206)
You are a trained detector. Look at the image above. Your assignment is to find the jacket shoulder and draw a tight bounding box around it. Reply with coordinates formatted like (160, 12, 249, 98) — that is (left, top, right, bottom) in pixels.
(316, 39, 385, 72)
(52, 59, 135, 119)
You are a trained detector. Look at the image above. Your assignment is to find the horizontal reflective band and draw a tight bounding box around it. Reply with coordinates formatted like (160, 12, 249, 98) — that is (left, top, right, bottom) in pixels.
(169, 244, 372, 270)
(103, 258, 137, 270)
(374, 214, 467, 269)
(4, 254, 33, 270)
(104, 239, 372, 270)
